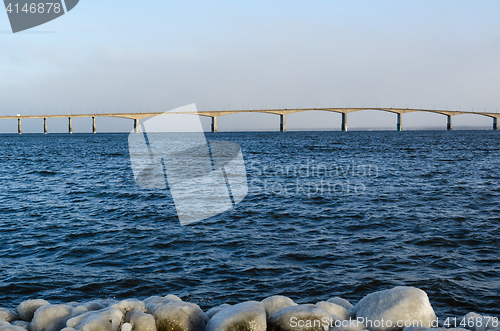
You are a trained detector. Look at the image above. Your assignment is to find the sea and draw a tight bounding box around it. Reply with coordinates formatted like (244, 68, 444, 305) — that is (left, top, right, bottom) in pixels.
(0, 131, 499, 317)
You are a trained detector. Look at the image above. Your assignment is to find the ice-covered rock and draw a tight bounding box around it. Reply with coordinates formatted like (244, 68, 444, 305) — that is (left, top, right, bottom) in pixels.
(262, 296, 297, 319)
(330, 319, 366, 331)
(267, 304, 337, 331)
(326, 298, 354, 310)
(72, 308, 124, 331)
(461, 312, 499, 331)
(0, 320, 10, 327)
(125, 309, 156, 331)
(121, 323, 132, 331)
(352, 287, 436, 331)
(0, 326, 28, 331)
(17, 300, 50, 322)
(110, 300, 145, 315)
(206, 301, 266, 331)
(83, 301, 111, 312)
(315, 302, 353, 320)
(10, 321, 30, 330)
(206, 305, 232, 319)
(30, 304, 73, 331)
(0, 309, 19, 323)
(145, 297, 207, 331)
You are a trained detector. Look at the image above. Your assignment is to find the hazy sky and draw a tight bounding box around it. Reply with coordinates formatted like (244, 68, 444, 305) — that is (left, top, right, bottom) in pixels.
(1, 1, 500, 132)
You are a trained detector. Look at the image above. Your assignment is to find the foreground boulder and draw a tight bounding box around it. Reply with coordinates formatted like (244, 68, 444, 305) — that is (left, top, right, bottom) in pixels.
(326, 298, 354, 310)
(0, 326, 27, 331)
(267, 304, 337, 331)
(30, 304, 73, 331)
(0, 309, 19, 323)
(461, 312, 499, 331)
(206, 305, 232, 319)
(17, 300, 50, 322)
(72, 308, 124, 331)
(145, 296, 207, 331)
(125, 309, 156, 331)
(352, 286, 436, 331)
(315, 302, 353, 320)
(206, 301, 266, 331)
(262, 296, 297, 319)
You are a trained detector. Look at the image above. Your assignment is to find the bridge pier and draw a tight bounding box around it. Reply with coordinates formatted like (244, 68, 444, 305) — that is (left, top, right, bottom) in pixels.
(494, 118, 498, 131)
(397, 113, 402, 131)
(341, 113, 347, 132)
(92, 117, 96, 134)
(447, 115, 453, 131)
(211, 117, 218, 133)
(68, 117, 72, 134)
(134, 119, 140, 133)
(44, 118, 47, 134)
(280, 114, 286, 132)
(18, 118, 21, 134)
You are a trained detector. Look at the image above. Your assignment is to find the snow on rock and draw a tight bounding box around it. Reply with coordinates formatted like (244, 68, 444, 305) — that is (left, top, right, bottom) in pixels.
(330, 319, 366, 331)
(83, 301, 112, 312)
(0, 326, 28, 331)
(352, 287, 436, 331)
(121, 323, 132, 331)
(10, 321, 30, 331)
(125, 309, 156, 331)
(110, 300, 145, 315)
(326, 298, 354, 311)
(315, 302, 353, 320)
(261, 296, 297, 319)
(206, 305, 232, 319)
(267, 304, 337, 331)
(461, 312, 499, 331)
(17, 300, 50, 322)
(72, 308, 124, 331)
(30, 304, 73, 331)
(0, 321, 10, 327)
(145, 296, 207, 331)
(0, 309, 19, 323)
(205, 301, 266, 331)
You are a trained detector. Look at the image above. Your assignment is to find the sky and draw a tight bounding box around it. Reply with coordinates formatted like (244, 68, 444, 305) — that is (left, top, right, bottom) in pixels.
(1, 0, 500, 132)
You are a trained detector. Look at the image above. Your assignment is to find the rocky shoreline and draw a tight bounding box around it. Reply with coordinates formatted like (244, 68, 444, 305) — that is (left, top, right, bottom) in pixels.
(0, 286, 497, 331)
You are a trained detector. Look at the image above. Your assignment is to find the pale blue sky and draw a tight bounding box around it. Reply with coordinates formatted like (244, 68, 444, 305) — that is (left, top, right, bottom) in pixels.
(1, 1, 500, 132)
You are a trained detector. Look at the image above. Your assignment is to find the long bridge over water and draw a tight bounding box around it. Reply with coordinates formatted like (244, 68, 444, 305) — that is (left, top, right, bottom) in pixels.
(1, 107, 499, 134)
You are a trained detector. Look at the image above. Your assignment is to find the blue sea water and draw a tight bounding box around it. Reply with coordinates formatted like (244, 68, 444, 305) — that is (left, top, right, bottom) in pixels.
(0, 131, 499, 317)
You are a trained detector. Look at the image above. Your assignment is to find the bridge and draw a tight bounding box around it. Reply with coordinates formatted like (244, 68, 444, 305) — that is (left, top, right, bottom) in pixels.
(1, 107, 499, 134)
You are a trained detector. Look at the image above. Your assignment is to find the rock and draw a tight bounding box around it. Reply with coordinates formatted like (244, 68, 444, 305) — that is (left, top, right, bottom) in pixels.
(0, 326, 28, 331)
(267, 304, 337, 331)
(0, 321, 10, 327)
(10, 321, 30, 331)
(0, 309, 19, 323)
(352, 287, 436, 331)
(30, 304, 73, 331)
(261, 296, 297, 319)
(145, 297, 207, 331)
(83, 302, 110, 312)
(330, 319, 366, 331)
(315, 302, 353, 320)
(206, 301, 266, 331)
(206, 305, 232, 319)
(326, 298, 354, 310)
(125, 310, 156, 331)
(66, 313, 93, 329)
(17, 300, 50, 322)
(121, 323, 132, 331)
(73, 308, 124, 331)
(461, 312, 499, 331)
(110, 300, 145, 315)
